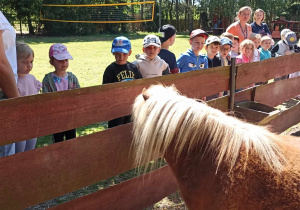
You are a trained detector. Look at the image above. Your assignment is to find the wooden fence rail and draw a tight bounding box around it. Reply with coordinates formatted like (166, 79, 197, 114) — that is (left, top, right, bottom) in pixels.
(0, 53, 299, 209)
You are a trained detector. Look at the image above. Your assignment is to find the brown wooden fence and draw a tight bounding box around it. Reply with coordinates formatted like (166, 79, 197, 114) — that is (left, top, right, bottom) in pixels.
(0, 53, 300, 209)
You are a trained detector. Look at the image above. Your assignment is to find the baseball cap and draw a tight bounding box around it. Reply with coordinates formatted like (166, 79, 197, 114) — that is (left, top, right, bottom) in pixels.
(280, 28, 291, 38)
(190, 29, 208, 39)
(143, 34, 161, 48)
(285, 31, 297, 45)
(49, 43, 73, 60)
(220, 37, 233, 47)
(159, 24, 176, 43)
(111, 36, 132, 53)
(206, 36, 222, 45)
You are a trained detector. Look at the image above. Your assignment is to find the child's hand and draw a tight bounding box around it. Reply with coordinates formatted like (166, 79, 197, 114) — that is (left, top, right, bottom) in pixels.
(285, 51, 292, 55)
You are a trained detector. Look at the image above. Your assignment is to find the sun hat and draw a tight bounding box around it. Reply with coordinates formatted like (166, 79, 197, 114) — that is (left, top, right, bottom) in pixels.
(143, 34, 161, 48)
(280, 28, 291, 38)
(49, 43, 73, 60)
(206, 36, 222, 45)
(220, 37, 233, 47)
(285, 31, 298, 45)
(159, 24, 176, 43)
(190, 29, 208, 39)
(111, 36, 132, 53)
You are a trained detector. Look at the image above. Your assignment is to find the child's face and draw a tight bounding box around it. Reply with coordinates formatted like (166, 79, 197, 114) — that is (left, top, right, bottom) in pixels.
(113, 50, 131, 65)
(261, 40, 272, 51)
(17, 54, 34, 76)
(255, 12, 264, 23)
(232, 40, 239, 53)
(143, 45, 160, 60)
(220, 44, 231, 58)
(252, 38, 261, 49)
(242, 44, 253, 58)
(50, 58, 69, 73)
(206, 43, 220, 57)
(190, 36, 206, 53)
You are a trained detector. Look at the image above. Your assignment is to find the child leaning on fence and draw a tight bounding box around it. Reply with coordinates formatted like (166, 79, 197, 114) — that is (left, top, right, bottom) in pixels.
(176, 29, 209, 73)
(16, 42, 42, 153)
(103, 36, 142, 128)
(42, 43, 80, 143)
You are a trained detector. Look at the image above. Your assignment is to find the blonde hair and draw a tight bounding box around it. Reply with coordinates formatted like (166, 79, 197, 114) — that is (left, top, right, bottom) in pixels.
(221, 32, 234, 41)
(249, 33, 261, 41)
(16, 41, 34, 60)
(236, 6, 252, 21)
(132, 84, 285, 174)
(253, 9, 265, 22)
(240, 39, 255, 54)
(261, 36, 272, 44)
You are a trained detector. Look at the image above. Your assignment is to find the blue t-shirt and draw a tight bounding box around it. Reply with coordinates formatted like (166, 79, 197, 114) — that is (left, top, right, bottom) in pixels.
(259, 48, 271, 61)
(177, 49, 208, 73)
(158, 49, 178, 73)
(250, 22, 271, 37)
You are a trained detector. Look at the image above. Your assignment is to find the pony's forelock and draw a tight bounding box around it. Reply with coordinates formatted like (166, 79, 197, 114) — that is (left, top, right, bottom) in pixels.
(132, 85, 286, 174)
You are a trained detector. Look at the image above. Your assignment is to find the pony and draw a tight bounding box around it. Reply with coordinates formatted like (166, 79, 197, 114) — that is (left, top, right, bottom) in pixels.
(132, 84, 300, 210)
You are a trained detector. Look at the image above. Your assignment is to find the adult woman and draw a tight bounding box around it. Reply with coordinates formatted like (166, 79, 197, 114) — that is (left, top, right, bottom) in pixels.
(250, 9, 271, 37)
(0, 10, 20, 157)
(226, 6, 253, 42)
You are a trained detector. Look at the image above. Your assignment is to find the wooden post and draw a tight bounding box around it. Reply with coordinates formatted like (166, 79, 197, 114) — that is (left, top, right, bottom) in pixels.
(229, 58, 236, 111)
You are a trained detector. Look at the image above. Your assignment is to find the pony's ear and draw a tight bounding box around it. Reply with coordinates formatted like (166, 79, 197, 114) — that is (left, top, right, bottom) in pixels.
(142, 88, 150, 101)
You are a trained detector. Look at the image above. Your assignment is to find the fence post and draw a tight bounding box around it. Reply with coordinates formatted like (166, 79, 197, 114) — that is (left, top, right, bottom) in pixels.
(229, 58, 236, 111)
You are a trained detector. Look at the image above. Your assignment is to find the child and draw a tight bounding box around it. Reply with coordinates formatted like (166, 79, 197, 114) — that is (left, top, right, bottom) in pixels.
(270, 29, 294, 57)
(103, 36, 142, 128)
(249, 33, 261, 62)
(177, 29, 208, 72)
(236, 39, 255, 65)
(133, 34, 170, 78)
(16, 42, 42, 153)
(205, 36, 222, 68)
(259, 36, 272, 61)
(42, 43, 80, 143)
(158, 24, 179, 74)
(204, 36, 222, 100)
(219, 37, 232, 66)
(271, 30, 297, 80)
(236, 39, 255, 89)
(250, 9, 271, 37)
(229, 36, 240, 58)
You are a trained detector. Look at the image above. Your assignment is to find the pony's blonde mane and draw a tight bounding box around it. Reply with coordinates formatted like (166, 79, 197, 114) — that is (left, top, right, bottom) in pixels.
(132, 85, 285, 173)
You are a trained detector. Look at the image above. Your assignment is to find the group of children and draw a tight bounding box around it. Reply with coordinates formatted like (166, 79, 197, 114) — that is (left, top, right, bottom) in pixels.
(14, 23, 300, 154)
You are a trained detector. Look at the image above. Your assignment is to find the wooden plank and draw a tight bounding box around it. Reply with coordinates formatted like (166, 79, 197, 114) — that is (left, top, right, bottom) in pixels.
(254, 76, 300, 107)
(0, 124, 139, 210)
(51, 166, 178, 210)
(207, 95, 229, 112)
(267, 102, 300, 133)
(236, 53, 300, 89)
(0, 66, 230, 145)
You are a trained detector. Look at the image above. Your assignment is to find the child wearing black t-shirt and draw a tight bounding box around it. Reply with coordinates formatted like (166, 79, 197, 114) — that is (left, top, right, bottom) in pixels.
(103, 36, 142, 128)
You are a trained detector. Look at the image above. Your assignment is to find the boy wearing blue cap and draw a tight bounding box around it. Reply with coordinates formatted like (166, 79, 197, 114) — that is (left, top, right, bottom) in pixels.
(103, 36, 142, 128)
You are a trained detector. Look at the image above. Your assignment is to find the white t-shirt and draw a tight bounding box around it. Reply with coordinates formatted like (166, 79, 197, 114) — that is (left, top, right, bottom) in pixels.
(0, 11, 17, 83)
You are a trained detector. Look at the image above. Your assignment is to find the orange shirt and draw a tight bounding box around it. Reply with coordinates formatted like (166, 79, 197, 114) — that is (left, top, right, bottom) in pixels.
(226, 21, 252, 42)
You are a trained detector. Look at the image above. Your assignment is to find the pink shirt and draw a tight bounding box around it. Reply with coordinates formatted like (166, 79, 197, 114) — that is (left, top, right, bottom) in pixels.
(52, 73, 68, 91)
(236, 54, 250, 64)
(17, 74, 42, 97)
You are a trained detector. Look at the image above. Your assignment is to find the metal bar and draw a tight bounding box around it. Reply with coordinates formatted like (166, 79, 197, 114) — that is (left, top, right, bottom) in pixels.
(229, 58, 236, 111)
